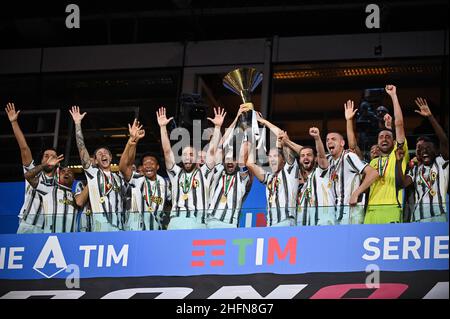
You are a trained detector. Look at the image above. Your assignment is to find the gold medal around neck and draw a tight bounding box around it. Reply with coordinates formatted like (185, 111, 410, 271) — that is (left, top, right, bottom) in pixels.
(430, 189, 436, 197)
(380, 177, 385, 185)
(220, 195, 227, 203)
(100, 197, 106, 203)
(182, 194, 189, 201)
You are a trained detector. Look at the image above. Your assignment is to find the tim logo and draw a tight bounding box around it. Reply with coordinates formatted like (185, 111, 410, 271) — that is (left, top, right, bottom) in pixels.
(191, 240, 225, 267)
(191, 237, 297, 267)
(33, 236, 68, 278)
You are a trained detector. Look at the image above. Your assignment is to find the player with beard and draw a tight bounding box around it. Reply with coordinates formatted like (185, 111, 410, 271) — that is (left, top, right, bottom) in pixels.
(365, 85, 409, 224)
(157, 106, 225, 230)
(396, 97, 448, 222)
(119, 119, 170, 231)
(206, 105, 252, 229)
(247, 125, 300, 227)
(70, 106, 126, 231)
(24, 154, 81, 233)
(326, 130, 378, 224)
(283, 127, 334, 226)
(5, 102, 59, 234)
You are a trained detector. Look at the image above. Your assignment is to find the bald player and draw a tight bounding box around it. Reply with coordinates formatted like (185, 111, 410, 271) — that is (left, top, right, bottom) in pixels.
(326, 131, 378, 224)
(158, 106, 225, 230)
(206, 105, 252, 229)
(365, 85, 409, 224)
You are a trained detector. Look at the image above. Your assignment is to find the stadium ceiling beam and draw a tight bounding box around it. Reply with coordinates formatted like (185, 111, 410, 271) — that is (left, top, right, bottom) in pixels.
(7, 1, 448, 23)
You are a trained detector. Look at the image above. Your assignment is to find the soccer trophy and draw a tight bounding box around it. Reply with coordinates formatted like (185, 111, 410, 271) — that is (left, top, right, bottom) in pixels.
(223, 67, 263, 133)
(223, 68, 265, 161)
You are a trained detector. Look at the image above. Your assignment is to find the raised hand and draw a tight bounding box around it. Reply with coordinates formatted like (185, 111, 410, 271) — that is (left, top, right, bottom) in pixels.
(5, 102, 20, 122)
(69, 106, 86, 124)
(237, 104, 249, 117)
(414, 97, 432, 118)
(156, 107, 173, 127)
(46, 154, 64, 167)
(344, 100, 357, 121)
(384, 113, 392, 129)
(309, 127, 321, 140)
(128, 119, 145, 142)
(385, 85, 397, 97)
(278, 130, 289, 144)
(280, 130, 290, 143)
(207, 107, 227, 127)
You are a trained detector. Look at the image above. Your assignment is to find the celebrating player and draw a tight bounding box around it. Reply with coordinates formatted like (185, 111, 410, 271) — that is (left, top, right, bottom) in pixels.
(119, 119, 170, 231)
(69, 105, 126, 231)
(158, 106, 225, 230)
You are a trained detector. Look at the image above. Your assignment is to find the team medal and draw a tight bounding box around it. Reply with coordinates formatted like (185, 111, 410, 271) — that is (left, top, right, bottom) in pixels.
(181, 169, 197, 202)
(378, 156, 389, 185)
(100, 197, 105, 203)
(221, 174, 235, 205)
(420, 166, 436, 198)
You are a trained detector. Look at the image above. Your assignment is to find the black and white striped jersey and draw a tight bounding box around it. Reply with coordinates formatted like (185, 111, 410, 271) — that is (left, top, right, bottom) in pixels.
(297, 165, 335, 226)
(36, 182, 78, 233)
(166, 164, 213, 223)
(127, 173, 170, 230)
(262, 161, 299, 226)
(326, 151, 368, 207)
(207, 164, 250, 226)
(84, 165, 126, 229)
(408, 155, 449, 221)
(19, 161, 55, 228)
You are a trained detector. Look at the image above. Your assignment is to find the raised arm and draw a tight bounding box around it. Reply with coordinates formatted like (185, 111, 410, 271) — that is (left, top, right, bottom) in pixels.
(24, 154, 64, 188)
(309, 127, 328, 169)
(156, 107, 175, 170)
(384, 113, 393, 130)
(281, 133, 303, 156)
(278, 131, 297, 165)
(222, 104, 246, 149)
(415, 97, 449, 160)
(246, 142, 266, 182)
(5, 103, 33, 166)
(256, 112, 282, 137)
(119, 119, 145, 182)
(206, 107, 226, 170)
(385, 85, 405, 144)
(69, 106, 91, 169)
(344, 100, 363, 159)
